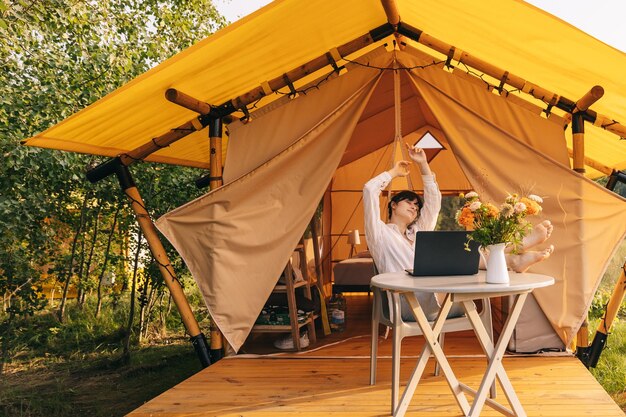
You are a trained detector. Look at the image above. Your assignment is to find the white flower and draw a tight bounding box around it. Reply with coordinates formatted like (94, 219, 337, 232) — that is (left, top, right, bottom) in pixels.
(528, 194, 543, 203)
(465, 191, 478, 199)
(501, 203, 514, 217)
(469, 201, 482, 212)
(514, 202, 526, 213)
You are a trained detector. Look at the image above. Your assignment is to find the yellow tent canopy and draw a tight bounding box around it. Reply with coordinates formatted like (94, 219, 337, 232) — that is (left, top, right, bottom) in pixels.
(23, 0, 626, 177)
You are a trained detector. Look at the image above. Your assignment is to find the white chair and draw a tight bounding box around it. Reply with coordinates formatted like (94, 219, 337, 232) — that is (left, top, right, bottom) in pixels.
(369, 286, 496, 406)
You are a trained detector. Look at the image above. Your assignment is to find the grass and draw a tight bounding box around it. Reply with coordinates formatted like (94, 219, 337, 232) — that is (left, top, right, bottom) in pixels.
(0, 292, 208, 417)
(0, 340, 201, 417)
(588, 319, 626, 410)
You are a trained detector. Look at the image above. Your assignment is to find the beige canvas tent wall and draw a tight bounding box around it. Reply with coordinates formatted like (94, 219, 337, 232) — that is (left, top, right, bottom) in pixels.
(22, 0, 626, 355)
(156, 48, 626, 352)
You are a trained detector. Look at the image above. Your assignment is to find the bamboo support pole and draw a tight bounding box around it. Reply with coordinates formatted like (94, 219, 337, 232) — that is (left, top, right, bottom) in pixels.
(311, 215, 331, 336)
(103, 162, 211, 367)
(381, 0, 400, 25)
(230, 28, 389, 110)
(207, 118, 225, 360)
(209, 119, 223, 190)
(572, 113, 586, 173)
(575, 86, 604, 112)
(311, 216, 323, 291)
(380, 0, 406, 49)
(566, 149, 614, 175)
(165, 88, 236, 124)
(575, 319, 589, 350)
(118, 119, 207, 167)
(166, 88, 213, 114)
(125, 186, 202, 336)
(571, 87, 604, 173)
(597, 264, 626, 335)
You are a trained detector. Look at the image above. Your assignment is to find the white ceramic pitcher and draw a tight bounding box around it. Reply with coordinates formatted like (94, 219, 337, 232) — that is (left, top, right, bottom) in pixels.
(479, 243, 510, 284)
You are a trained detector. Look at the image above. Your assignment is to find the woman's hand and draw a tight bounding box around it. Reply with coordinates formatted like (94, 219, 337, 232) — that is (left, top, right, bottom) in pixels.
(406, 143, 432, 175)
(406, 143, 427, 164)
(389, 160, 411, 178)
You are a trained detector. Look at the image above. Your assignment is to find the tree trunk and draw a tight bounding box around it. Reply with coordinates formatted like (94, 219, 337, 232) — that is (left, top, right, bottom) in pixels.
(138, 277, 149, 343)
(139, 282, 158, 341)
(58, 194, 89, 322)
(163, 293, 173, 335)
(120, 226, 129, 292)
(95, 204, 121, 318)
(79, 205, 101, 308)
(75, 212, 91, 306)
(158, 292, 165, 334)
(0, 311, 15, 375)
(122, 230, 142, 363)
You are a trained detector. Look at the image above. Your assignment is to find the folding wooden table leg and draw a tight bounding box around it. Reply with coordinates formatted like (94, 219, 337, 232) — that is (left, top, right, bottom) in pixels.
(462, 292, 530, 417)
(393, 293, 471, 417)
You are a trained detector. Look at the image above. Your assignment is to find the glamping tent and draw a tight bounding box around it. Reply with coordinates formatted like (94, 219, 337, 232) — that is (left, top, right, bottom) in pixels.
(24, 0, 626, 358)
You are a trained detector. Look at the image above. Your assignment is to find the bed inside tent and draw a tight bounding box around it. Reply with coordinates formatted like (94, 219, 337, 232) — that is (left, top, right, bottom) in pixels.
(155, 46, 626, 354)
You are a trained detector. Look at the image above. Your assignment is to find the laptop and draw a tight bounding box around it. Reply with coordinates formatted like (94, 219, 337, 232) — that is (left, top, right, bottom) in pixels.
(406, 231, 480, 276)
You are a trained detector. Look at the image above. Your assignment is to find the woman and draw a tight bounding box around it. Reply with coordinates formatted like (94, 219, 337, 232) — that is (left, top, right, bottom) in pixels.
(363, 144, 553, 321)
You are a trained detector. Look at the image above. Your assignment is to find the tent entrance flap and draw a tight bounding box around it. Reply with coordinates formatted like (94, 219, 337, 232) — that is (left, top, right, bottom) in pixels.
(156, 54, 387, 352)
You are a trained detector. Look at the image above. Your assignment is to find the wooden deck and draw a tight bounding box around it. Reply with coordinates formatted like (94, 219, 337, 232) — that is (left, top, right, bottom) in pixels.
(129, 294, 624, 417)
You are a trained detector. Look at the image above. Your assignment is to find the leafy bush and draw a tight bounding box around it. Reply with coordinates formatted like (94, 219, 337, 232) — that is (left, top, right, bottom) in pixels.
(589, 288, 620, 320)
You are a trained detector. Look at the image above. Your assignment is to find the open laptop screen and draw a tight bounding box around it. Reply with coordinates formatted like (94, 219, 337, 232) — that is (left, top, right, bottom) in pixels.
(407, 231, 480, 276)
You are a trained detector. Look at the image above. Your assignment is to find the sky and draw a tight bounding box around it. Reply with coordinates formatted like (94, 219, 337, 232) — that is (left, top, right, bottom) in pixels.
(214, 0, 626, 53)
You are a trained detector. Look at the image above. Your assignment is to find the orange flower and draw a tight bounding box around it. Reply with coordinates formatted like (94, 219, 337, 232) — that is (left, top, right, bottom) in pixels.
(520, 197, 541, 215)
(456, 206, 475, 229)
(484, 203, 499, 218)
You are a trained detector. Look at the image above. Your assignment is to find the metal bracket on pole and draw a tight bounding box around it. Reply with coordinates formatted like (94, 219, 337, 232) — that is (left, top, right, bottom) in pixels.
(606, 170, 626, 191)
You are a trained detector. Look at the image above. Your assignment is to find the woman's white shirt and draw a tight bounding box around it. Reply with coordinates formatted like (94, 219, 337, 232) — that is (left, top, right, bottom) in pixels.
(363, 171, 442, 316)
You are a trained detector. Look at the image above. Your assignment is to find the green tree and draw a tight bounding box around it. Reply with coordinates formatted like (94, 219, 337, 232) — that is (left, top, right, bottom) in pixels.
(0, 0, 225, 372)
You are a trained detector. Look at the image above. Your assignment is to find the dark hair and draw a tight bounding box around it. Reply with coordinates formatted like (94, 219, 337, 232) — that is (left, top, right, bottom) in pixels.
(387, 190, 424, 219)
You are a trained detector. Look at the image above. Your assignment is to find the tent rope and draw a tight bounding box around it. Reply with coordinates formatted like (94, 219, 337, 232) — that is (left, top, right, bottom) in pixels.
(343, 57, 444, 72)
(275, 70, 340, 98)
(395, 61, 414, 191)
(390, 57, 413, 191)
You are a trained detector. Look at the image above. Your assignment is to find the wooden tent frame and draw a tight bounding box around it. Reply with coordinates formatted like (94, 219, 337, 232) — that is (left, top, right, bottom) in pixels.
(84, 0, 626, 366)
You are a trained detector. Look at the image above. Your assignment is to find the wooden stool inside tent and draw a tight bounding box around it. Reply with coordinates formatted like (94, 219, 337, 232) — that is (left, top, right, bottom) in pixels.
(251, 239, 317, 351)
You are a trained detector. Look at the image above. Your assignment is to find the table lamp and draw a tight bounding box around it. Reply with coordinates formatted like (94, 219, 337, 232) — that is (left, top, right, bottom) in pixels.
(348, 229, 360, 258)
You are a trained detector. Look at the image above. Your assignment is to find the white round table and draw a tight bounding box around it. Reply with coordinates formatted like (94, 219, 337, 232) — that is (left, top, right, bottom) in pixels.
(370, 270, 555, 417)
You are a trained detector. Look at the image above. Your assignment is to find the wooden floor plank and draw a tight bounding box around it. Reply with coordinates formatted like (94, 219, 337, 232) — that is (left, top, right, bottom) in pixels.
(128, 295, 624, 417)
(128, 356, 623, 416)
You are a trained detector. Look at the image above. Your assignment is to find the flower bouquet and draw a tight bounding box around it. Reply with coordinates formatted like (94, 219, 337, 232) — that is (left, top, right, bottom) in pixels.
(455, 191, 543, 283)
